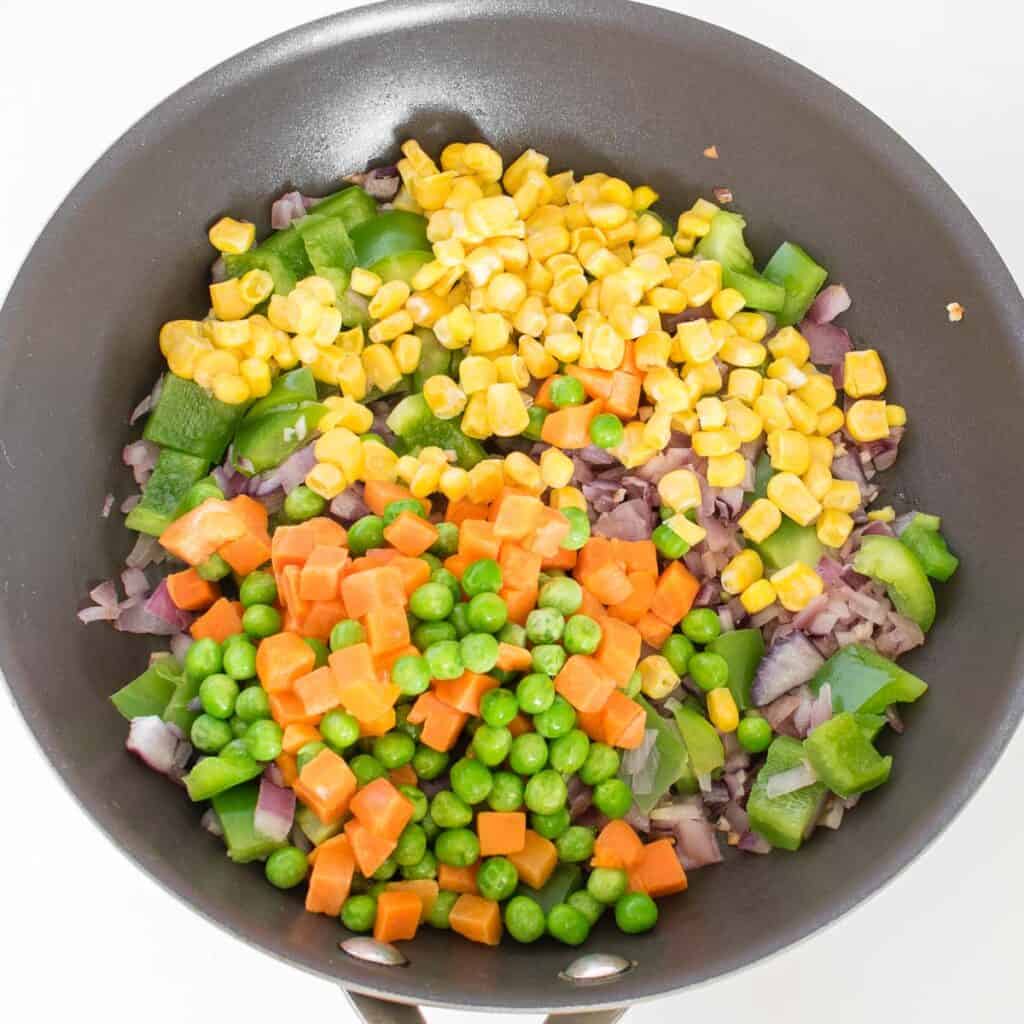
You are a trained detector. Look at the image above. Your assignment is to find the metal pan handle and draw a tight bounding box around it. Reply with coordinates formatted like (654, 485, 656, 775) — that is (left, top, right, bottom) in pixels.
(346, 991, 627, 1024)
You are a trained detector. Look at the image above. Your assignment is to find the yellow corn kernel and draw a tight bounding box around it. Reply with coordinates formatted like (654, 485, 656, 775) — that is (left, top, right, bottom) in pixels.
(490, 237, 529, 272)
(392, 333, 422, 375)
(665, 513, 707, 547)
(767, 326, 810, 365)
(236, 357, 271, 398)
(463, 460, 500, 503)
(193, 349, 239, 389)
(465, 195, 519, 238)
(767, 357, 808, 390)
(843, 349, 887, 398)
(741, 578, 777, 615)
(804, 436, 832, 468)
(487, 383, 530, 437)
(272, 336, 299, 371)
(585, 323, 623, 370)
(692, 428, 740, 457)
(445, 177, 483, 212)
(770, 561, 824, 612)
(208, 216, 255, 254)
(207, 318, 252, 350)
(637, 655, 680, 700)
(607, 305, 649, 341)
(546, 170, 573, 206)
(527, 225, 572, 264)
(690, 199, 720, 221)
(461, 142, 503, 183)
(711, 287, 746, 321)
(485, 273, 528, 315)
(422, 374, 467, 420)
(315, 428, 364, 481)
(495, 354, 530, 388)
(822, 479, 861, 513)
(409, 461, 442, 499)
(796, 372, 837, 414)
(337, 353, 367, 400)
(244, 318, 277, 361)
(706, 452, 746, 488)
(784, 393, 818, 435)
(846, 400, 890, 443)
(501, 148, 548, 195)
(330, 396, 374, 433)
(312, 307, 343, 347)
(458, 355, 498, 395)
(767, 429, 811, 475)
(634, 331, 671, 370)
(514, 173, 553, 220)
(707, 687, 740, 733)
(395, 455, 419, 484)
(677, 211, 711, 237)
(440, 142, 467, 171)
(429, 466, 465, 503)
(682, 262, 722, 307)
(579, 245, 620, 280)
(632, 252, 672, 288)
(816, 508, 854, 548)
(816, 406, 845, 436)
(401, 139, 439, 177)
(159, 319, 205, 357)
(767, 472, 822, 526)
(415, 447, 447, 468)
(631, 185, 658, 211)
(672, 231, 695, 255)
(696, 396, 727, 429)
(367, 310, 413, 345)
(642, 368, 689, 413)
(309, 347, 347, 385)
(721, 550, 765, 596)
(209, 279, 252, 321)
(886, 404, 907, 427)
(411, 259, 448, 292)
(635, 212, 663, 244)
(550, 486, 586, 511)
(726, 368, 762, 404)
(359, 441, 397, 483)
(510, 295, 544, 338)
(211, 373, 250, 405)
(686, 360, 723, 399)
(361, 344, 403, 392)
(645, 287, 687, 315)
(643, 408, 673, 450)
(723, 398, 763, 443)
(305, 462, 347, 500)
(672, 319, 718, 364)
(592, 177, 629, 207)
(237, 269, 274, 308)
(584, 201, 630, 232)
(502, 452, 542, 491)
(802, 462, 833, 502)
(635, 236, 677, 261)
(292, 334, 318, 366)
(350, 267, 382, 297)
(413, 171, 459, 211)
(467, 312, 508, 354)
(518, 337, 558, 379)
(754, 394, 791, 432)
(538, 448, 574, 489)
(368, 280, 412, 321)
(729, 312, 768, 343)
(548, 274, 589, 314)
(719, 336, 768, 368)
(867, 505, 896, 523)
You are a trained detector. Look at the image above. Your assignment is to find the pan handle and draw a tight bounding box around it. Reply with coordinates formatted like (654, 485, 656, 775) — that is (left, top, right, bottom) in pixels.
(345, 990, 627, 1024)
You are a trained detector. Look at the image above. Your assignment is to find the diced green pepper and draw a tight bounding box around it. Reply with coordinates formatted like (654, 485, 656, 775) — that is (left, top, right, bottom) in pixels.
(695, 211, 786, 312)
(307, 186, 378, 229)
(855, 713, 887, 742)
(755, 515, 825, 573)
(197, 552, 233, 581)
(184, 751, 263, 802)
(386, 393, 486, 469)
(627, 696, 690, 813)
(370, 250, 434, 285)
(296, 215, 356, 278)
(761, 242, 828, 327)
(516, 863, 582, 914)
(212, 782, 287, 862)
(898, 513, 959, 582)
(803, 711, 892, 799)
(245, 368, 318, 419)
(350, 210, 431, 268)
(162, 672, 202, 735)
(747, 736, 828, 851)
(853, 535, 936, 631)
(233, 401, 326, 474)
(810, 643, 927, 715)
(411, 329, 452, 392)
(672, 703, 725, 780)
(125, 448, 210, 536)
(110, 657, 182, 720)
(226, 224, 315, 293)
(707, 628, 764, 710)
(143, 373, 246, 462)
(295, 804, 343, 847)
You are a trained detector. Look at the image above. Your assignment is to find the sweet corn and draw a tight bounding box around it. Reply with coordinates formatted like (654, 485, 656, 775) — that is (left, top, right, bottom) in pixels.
(292, 334, 320, 366)
(675, 319, 721, 364)
(707, 452, 747, 488)
(462, 143, 503, 183)
(635, 212, 663, 243)
(816, 406, 845, 436)
(310, 347, 348, 385)
(823, 479, 861, 513)
(336, 353, 367, 400)
(401, 138, 440, 177)
(193, 349, 239, 389)
(272, 336, 298, 371)
(754, 394, 791, 432)
(796, 373, 837, 414)
(643, 368, 690, 412)
(768, 429, 811, 475)
(767, 357, 808, 390)
(642, 409, 673, 450)
(411, 259, 448, 291)
(589, 323, 626, 370)
(396, 455, 420, 484)
(634, 331, 672, 370)
(368, 280, 411, 320)
(519, 336, 559, 378)
(886, 404, 907, 427)
(471, 312, 512, 354)
(467, 459, 505, 503)
(495, 354, 530, 388)
(546, 331, 582, 363)
(721, 549, 764, 596)
(392, 333, 422, 375)
(846, 400, 890, 443)
(305, 462, 347, 500)
(806, 436, 835, 467)
(423, 374, 467, 420)
(802, 462, 833, 502)
(762, 378, 788, 399)
(707, 688, 739, 733)
(409, 461, 442, 498)
(657, 469, 701, 512)
(727, 369, 763, 403)
(208, 318, 251, 350)
(695, 396, 727, 430)
(767, 326, 810, 365)
(209, 280, 252, 321)
(315, 428, 364, 481)
(730, 312, 769, 343)
(723, 398, 764, 443)
(540, 448, 574, 488)
(362, 441, 399, 483)
(784, 394, 818, 435)
(513, 295, 547, 338)
(692, 428, 741, 457)
(336, 326, 365, 355)
(677, 211, 711, 238)
(487, 383, 531, 436)
(267, 294, 295, 332)
(710, 287, 745, 321)
(212, 374, 250, 405)
(435, 466, 468, 502)
(359, 344, 400, 391)
(638, 655, 680, 700)
(646, 286, 687, 315)
(484, 272, 528, 315)
(686, 361, 723, 398)
(431, 304, 473, 350)
(741, 578, 777, 615)
(548, 274, 589, 313)
(350, 268, 382, 297)
(843, 349, 887, 397)
(328, 396, 374, 433)
(665, 513, 707, 547)
(867, 505, 896, 523)
(817, 508, 855, 548)
(503, 451, 543, 491)
(238, 357, 272, 398)
(770, 562, 824, 612)
(208, 216, 255, 254)
(719, 336, 767, 367)
(767, 472, 822, 526)
(457, 355, 497, 395)
(550, 486, 587, 511)
(608, 304, 650, 341)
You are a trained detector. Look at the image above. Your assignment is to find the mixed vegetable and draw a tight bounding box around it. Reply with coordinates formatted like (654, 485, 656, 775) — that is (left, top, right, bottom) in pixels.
(84, 139, 958, 949)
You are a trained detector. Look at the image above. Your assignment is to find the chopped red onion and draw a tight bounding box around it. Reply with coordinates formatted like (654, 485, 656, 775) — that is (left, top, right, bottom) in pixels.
(254, 777, 296, 842)
(806, 284, 851, 324)
(799, 319, 853, 367)
(200, 807, 224, 838)
(78, 603, 121, 624)
(125, 532, 162, 569)
(126, 715, 192, 778)
(122, 439, 160, 486)
(593, 498, 655, 541)
(129, 375, 163, 425)
(330, 483, 371, 524)
(100, 493, 114, 518)
(121, 567, 150, 599)
(120, 494, 141, 514)
(89, 580, 119, 607)
(623, 804, 651, 833)
(634, 446, 693, 482)
(271, 190, 309, 229)
(143, 579, 195, 632)
(738, 831, 772, 854)
(361, 166, 401, 201)
(650, 799, 723, 869)
(818, 796, 845, 830)
(169, 632, 193, 662)
(751, 632, 825, 706)
(765, 760, 818, 798)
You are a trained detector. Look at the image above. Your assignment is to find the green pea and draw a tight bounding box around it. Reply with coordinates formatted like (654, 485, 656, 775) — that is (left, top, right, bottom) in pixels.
(615, 892, 658, 933)
(451, 757, 494, 805)
(737, 715, 773, 753)
(472, 724, 513, 767)
(509, 733, 549, 776)
(425, 639, 463, 680)
(360, 432, 385, 445)
(410, 582, 455, 622)
(431, 566, 462, 602)
(420, 552, 442, 573)
(560, 508, 590, 550)
(593, 778, 633, 819)
(297, 741, 327, 773)
(516, 672, 556, 715)
(462, 558, 502, 597)
(531, 644, 566, 677)
(398, 784, 429, 822)
(477, 857, 519, 901)
(652, 522, 690, 559)
(689, 651, 729, 692)
(525, 769, 568, 815)
(372, 856, 399, 880)
(481, 688, 519, 728)
(347, 515, 385, 556)
(384, 498, 427, 526)
(341, 894, 377, 932)
(523, 405, 548, 442)
(185, 638, 222, 681)
(182, 479, 224, 513)
(229, 715, 249, 738)
(244, 719, 283, 761)
(222, 640, 257, 681)
(426, 888, 459, 928)
(430, 522, 460, 558)
(350, 754, 386, 787)
(460, 632, 499, 673)
(411, 745, 448, 780)
(550, 375, 585, 407)
(504, 895, 546, 943)
(556, 826, 595, 863)
(265, 846, 309, 889)
(242, 603, 281, 639)
(589, 412, 625, 449)
(579, 743, 620, 785)
(682, 607, 723, 645)
(588, 866, 629, 904)
(568, 889, 604, 927)
(549, 729, 590, 774)
(623, 669, 642, 698)
(239, 570, 278, 608)
(196, 553, 232, 582)
(530, 807, 570, 840)
(526, 607, 565, 645)
(413, 620, 457, 649)
(466, 592, 508, 633)
(394, 823, 428, 866)
(538, 577, 583, 616)
(435, 828, 480, 867)
(190, 713, 232, 753)
(547, 902, 590, 946)
(329, 619, 365, 651)
(488, 771, 525, 812)
(373, 731, 416, 769)
(662, 633, 696, 677)
(533, 695, 576, 739)
(198, 673, 239, 720)
(284, 484, 327, 522)
(319, 709, 360, 750)
(401, 850, 439, 880)
(498, 622, 527, 647)
(392, 655, 431, 697)
(304, 637, 329, 668)
(563, 614, 601, 655)
(430, 791, 473, 829)
(659, 504, 674, 521)
(448, 603, 471, 638)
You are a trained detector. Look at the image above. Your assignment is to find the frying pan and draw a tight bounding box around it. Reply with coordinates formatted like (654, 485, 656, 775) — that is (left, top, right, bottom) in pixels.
(2, 0, 1023, 1018)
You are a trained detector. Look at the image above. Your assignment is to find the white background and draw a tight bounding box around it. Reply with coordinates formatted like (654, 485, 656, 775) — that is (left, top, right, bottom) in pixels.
(1, 1, 1021, 1020)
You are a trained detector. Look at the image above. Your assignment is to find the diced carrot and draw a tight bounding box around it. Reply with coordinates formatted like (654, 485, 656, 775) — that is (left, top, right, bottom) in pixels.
(608, 570, 657, 624)
(328, 641, 376, 683)
(540, 400, 603, 449)
(507, 830, 558, 889)
(579, 587, 607, 621)
(602, 690, 645, 748)
(496, 642, 532, 672)
(585, 561, 634, 606)
(300, 599, 348, 642)
(338, 678, 400, 723)
(619, 342, 639, 375)
(294, 666, 343, 716)
(271, 523, 318, 575)
(594, 616, 643, 685)
(533, 376, 558, 410)
(388, 764, 418, 788)
(606, 370, 641, 419)
(305, 834, 355, 916)
(617, 710, 646, 749)
(498, 544, 544, 591)
(445, 498, 489, 525)
(282, 722, 321, 755)
(501, 587, 537, 626)
(438, 861, 479, 894)
(166, 568, 220, 611)
(487, 487, 533, 523)
(364, 481, 430, 518)
(576, 536, 616, 583)
(358, 707, 396, 737)
(610, 539, 659, 576)
(275, 752, 298, 786)
(278, 564, 308, 622)
(458, 519, 501, 561)
(341, 565, 407, 619)
(385, 879, 439, 921)
(307, 517, 348, 548)
(267, 690, 320, 728)
(350, 777, 415, 840)
(477, 811, 527, 856)
(650, 561, 700, 626)
(344, 819, 397, 877)
(507, 712, 533, 737)
(554, 655, 617, 712)
(449, 893, 502, 946)
(292, 749, 357, 825)
(492, 494, 544, 541)
(390, 555, 431, 596)
(526, 506, 572, 558)
(190, 598, 244, 643)
(443, 553, 471, 579)
(365, 603, 412, 655)
(566, 364, 613, 401)
(159, 499, 247, 566)
(628, 839, 688, 897)
(576, 708, 606, 742)
(433, 670, 499, 716)
(541, 545, 577, 571)
(227, 493, 269, 533)
(383, 510, 440, 557)
(636, 611, 674, 648)
(218, 495, 273, 575)
(349, 547, 400, 571)
(282, 610, 302, 634)
(591, 819, 644, 870)
(299, 546, 350, 602)
(374, 643, 419, 678)
(407, 692, 468, 752)
(257, 631, 317, 693)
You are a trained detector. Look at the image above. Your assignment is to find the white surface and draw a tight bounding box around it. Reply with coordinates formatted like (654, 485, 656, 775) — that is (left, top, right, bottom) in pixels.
(1, 1, 1021, 1020)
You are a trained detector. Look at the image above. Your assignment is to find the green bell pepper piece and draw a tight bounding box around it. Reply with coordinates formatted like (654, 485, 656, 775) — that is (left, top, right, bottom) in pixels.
(233, 401, 326, 474)
(245, 368, 318, 419)
(110, 656, 182, 720)
(369, 250, 434, 285)
(296, 215, 356, 277)
(810, 643, 927, 715)
(853, 535, 936, 631)
(803, 711, 892, 799)
(184, 751, 263, 802)
(337, 288, 371, 328)
(197, 552, 233, 581)
(212, 782, 287, 862)
(855, 713, 887, 742)
(750, 453, 825, 571)
(295, 804, 343, 847)
(516, 863, 582, 914)
(761, 242, 828, 327)
(411, 328, 452, 392)
(143, 373, 246, 462)
(307, 186, 377, 229)
(623, 696, 691, 813)
(696, 211, 786, 312)
(124, 448, 211, 536)
(672, 703, 725, 780)
(898, 513, 959, 582)
(350, 210, 431, 268)
(386, 393, 486, 469)
(225, 224, 315, 293)
(747, 736, 828, 851)
(162, 672, 202, 735)
(707, 628, 764, 710)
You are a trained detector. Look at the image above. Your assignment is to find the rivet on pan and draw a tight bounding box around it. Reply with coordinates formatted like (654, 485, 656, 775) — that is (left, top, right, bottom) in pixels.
(559, 953, 636, 983)
(340, 936, 409, 967)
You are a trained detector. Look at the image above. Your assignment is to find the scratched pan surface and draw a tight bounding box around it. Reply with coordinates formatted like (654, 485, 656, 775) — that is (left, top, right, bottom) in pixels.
(1, 0, 1023, 1012)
